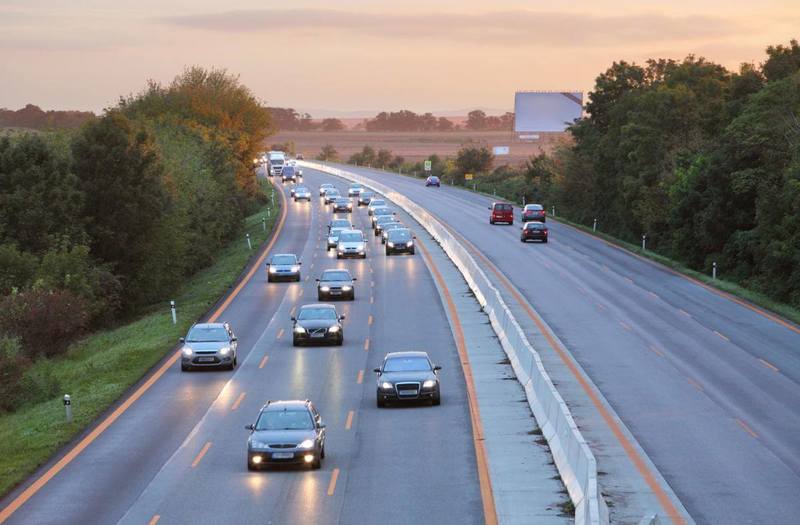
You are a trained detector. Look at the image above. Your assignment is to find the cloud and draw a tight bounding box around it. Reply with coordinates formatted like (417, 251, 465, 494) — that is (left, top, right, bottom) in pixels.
(160, 8, 744, 47)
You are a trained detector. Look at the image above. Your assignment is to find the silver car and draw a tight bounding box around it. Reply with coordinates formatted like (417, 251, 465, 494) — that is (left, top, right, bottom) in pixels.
(327, 227, 347, 250)
(294, 186, 312, 201)
(246, 400, 326, 470)
(336, 229, 367, 259)
(180, 322, 238, 371)
(347, 183, 364, 197)
(367, 199, 387, 216)
(323, 189, 341, 205)
(267, 253, 301, 282)
(319, 183, 335, 196)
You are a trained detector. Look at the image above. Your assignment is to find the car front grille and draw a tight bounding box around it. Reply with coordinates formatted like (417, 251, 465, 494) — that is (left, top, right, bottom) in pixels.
(269, 443, 297, 449)
(309, 328, 327, 337)
(395, 382, 420, 397)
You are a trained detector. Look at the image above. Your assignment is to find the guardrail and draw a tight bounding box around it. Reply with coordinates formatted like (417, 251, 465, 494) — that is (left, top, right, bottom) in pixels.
(301, 161, 609, 525)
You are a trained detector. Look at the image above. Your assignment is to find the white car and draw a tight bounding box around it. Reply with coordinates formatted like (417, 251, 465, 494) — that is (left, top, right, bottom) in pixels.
(294, 186, 312, 201)
(327, 227, 347, 250)
(320, 183, 335, 196)
(367, 199, 387, 216)
(336, 230, 367, 259)
(348, 183, 364, 197)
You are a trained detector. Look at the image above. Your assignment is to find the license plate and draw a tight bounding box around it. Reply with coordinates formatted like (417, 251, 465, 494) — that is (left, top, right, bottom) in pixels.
(330, 291, 341, 295)
(311, 332, 325, 338)
(272, 452, 293, 459)
(198, 357, 215, 362)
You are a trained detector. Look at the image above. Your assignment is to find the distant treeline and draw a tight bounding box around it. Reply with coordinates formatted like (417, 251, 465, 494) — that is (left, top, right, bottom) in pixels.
(268, 107, 514, 132)
(0, 104, 95, 130)
(0, 67, 272, 411)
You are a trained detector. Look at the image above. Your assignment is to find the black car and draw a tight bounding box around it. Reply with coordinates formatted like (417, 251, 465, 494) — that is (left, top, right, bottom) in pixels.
(317, 269, 356, 300)
(374, 351, 441, 407)
(332, 197, 353, 213)
(374, 216, 398, 236)
(292, 304, 345, 346)
(520, 222, 548, 243)
(425, 176, 440, 187)
(385, 228, 415, 255)
(246, 400, 326, 470)
(281, 165, 298, 183)
(381, 222, 405, 244)
(358, 191, 374, 206)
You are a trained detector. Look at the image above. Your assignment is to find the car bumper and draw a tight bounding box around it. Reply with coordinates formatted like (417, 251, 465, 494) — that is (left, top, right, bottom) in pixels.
(522, 216, 545, 222)
(522, 234, 547, 241)
(337, 250, 365, 258)
(268, 271, 300, 281)
(377, 387, 438, 402)
(248, 449, 319, 467)
(386, 244, 414, 254)
(182, 354, 233, 368)
(293, 332, 342, 345)
(333, 207, 352, 213)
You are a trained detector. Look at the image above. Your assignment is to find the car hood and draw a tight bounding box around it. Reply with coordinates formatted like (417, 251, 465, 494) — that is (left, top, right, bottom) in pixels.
(379, 371, 436, 383)
(319, 280, 353, 287)
(271, 264, 296, 271)
(184, 341, 228, 351)
(338, 241, 364, 249)
(296, 319, 338, 330)
(249, 429, 316, 447)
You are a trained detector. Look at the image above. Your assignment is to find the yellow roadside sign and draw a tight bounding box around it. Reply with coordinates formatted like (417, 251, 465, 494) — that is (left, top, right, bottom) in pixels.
(464, 173, 474, 180)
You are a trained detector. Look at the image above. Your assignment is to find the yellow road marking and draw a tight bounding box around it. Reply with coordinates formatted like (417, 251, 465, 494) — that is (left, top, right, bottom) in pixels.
(231, 392, 246, 411)
(148, 516, 160, 525)
(357, 370, 364, 384)
(687, 378, 703, 392)
(624, 277, 634, 284)
(736, 418, 758, 438)
(363, 338, 370, 351)
(345, 411, 354, 430)
(368, 315, 373, 325)
(758, 358, 779, 372)
(649, 291, 659, 299)
(648, 345, 665, 357)
(258, 355, 269, 369)
(327, 468, 340, 496)
(277, 328, 284, 339)
(679, 309, 691, 318)
(191, 442, 212, 468)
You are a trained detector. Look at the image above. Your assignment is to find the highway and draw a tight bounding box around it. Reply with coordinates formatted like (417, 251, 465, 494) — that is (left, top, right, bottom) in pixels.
(0, 171, 484, 524)
(330, 164, 800, 524)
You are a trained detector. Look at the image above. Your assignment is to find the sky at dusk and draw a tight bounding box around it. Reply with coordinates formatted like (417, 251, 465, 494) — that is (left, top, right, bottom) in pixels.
(1, 0, 798, 115)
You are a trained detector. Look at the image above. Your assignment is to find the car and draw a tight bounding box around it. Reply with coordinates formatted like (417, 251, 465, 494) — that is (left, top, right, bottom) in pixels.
(370, 207, 394, 227)
(267, 253, 301, 282)
(385, 228, 416, 255)
(324, 189, 341, 205)
(374, 215, 399, 236)
(521, 204, 546, 223)
(347, 183, 364, 197)
(328, 218, 353, 232)
(358, 191, 374, 206)
(296, 153, 304, 160)
(317, 268, 356, 300)
(245, 400, 326, 470)
(367, 199, 387, 215)
(319, 183, 335, 196)
(332, 197, 353, 213)
(292, 304, 345, 346)
(281, 165, 298, 183)
(327, 227, 347, 250)
(374, 351, 441, 407)
(180, 322, 238, 371)
(520, 222, 548, 243)
(425, 176, 440, 187)
(294, 186, 312, 201)
(489, 202, 514, 225)
(381, 222, 405, 244)
(336, 229, 367, 259)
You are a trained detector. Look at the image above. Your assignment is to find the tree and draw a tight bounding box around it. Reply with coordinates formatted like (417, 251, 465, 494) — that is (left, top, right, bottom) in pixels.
(317, 144, 339, 161)
(436, 117, 454, 131)
(762, 39, 800, 82)
(322, 118, 345, 132)
(455, 145, 493, 180)
(466, 110, 487, 130)
(375, 149, 393, 168)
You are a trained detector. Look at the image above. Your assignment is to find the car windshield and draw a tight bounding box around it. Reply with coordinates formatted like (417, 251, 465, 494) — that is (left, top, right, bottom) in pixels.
(525, 204, 543, 211)
(370, 200, 386, 207)
(271, 159, 284, 165)
(335, 198, 349, 203)
(330, 220, 350, 228)
(495, 204, 512, 211)
(375, 209, 392, 216)
(429, 177, 439, 181)
(186, 325, 229, 342)
(298, 307, 337, 320)
(271, 255, 296, 265)
(296, 186, 308, 192)
(376, 216, 396, 224)
(321, 270, 351, 281)
(256, 410, 313, 431)
(328, 190, 340, 196)
(527, 223, 546, 230)
(361, 192, 374, 198)
(384, 356, 430, 372)
(329, 228, 345, 238)
(321, 184, 334, 189)
(350, 184, 362, 189)
(338, 232, 363, 242)
(283, 166, 295, 175)
(388, 230, 412, 241)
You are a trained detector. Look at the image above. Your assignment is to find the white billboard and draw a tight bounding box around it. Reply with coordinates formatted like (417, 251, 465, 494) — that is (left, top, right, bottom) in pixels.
(492, 146, 509, 155)
(514, 91, 583, 132)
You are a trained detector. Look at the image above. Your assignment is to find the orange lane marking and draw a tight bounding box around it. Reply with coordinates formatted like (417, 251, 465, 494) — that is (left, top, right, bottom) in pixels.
(0, 179, 288, 523)
(649, 345, 665, 357)
(714, 330, 730, 342)
(679, 309, 691, 318)
(619, 321, 632, 332)
(649, 291, 659, 299)
(148, 516, 160, 525)
(327, 468, 340, 496)
(368, 315, 373, 325)
(276, 328, 284, 340)
(416, 238, 498, 525)
(258, 355, 269, 369)
(687, 378, 704, 392)
(758, 358, 779, 372)
(356, 370, 364, 384)
(440, 223, 683, 524)
(736, 418, 758, 439)
(231, 392, 246, 411)
(345, 411, 354, 430)
(363, 338, 370, 351)
(191, 441, 212, 468)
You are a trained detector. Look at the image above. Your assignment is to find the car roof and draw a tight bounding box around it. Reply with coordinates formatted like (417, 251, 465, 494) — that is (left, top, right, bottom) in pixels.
(191, 322, 226, 329)
(272, 253, 297, 258)
(262, 400, 311, 412)
(387, 227, 411, 236)
(339, 229, 363, 234)
(322, 268, 352, 276)
(300, 303, 336, 310)
(385, 351, 429, 359)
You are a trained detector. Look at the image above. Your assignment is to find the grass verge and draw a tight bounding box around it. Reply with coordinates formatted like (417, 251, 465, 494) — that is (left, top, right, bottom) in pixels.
(0, 183, 280, 498)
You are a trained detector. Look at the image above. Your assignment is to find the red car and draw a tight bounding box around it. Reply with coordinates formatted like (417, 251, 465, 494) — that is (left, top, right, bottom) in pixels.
(521, 204, 546, 223)
(489, 202, 514, 225)
(520, 222, 548, 243)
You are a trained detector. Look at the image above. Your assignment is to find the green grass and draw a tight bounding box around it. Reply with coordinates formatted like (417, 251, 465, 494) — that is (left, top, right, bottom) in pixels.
(0, 186, 280, 498)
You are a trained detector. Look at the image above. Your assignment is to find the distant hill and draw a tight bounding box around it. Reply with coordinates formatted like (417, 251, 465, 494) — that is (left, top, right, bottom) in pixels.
(0, 104, 95, 130)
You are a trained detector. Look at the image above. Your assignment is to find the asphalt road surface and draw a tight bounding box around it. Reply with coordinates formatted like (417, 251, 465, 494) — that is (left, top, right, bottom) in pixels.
(0, 171, 483, 525)
(334, 165, 800, 525)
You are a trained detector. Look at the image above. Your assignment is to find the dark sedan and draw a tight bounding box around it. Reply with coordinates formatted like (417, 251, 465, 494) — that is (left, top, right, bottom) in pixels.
(246, 400, 326, 470)
(521, 203, 546, 223)
(292, 304, 345, 346)
(374, 351, 441, 407)
(425, 176, 440, 187)
(358, 191, 374, 206)
(520, 222, 548, 243)
(317, 269, 356, 300)
(332, 197, 353, 213)
(385, 228, 416, 255)
(373, 215, 398, 236)
(380, 222, 405, 244)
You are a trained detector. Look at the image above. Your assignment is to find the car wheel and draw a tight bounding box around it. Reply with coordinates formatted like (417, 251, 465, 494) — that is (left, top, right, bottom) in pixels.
(377, 396, 386, 408)
(490, 219, 494, 225)
(520, 237, 525, 242)
(543, 239, 549, 243)
(349, 292, 355, 301)
(267, 275, 273, 283)
(293, 337, 300, 347)
(432, 391, 441, 406)
(296, 275, 301, 282)
(247, 461, 257, 471)
(336, 254, 341, 259)
(385, 249, 390, 256)
(181, 364, 190, 372)
(337, 336, 343, 346)
(321, 446, 326, 459)
(361, 254, 367, 259)
(318, 293, 324, 301)
(312, 457, 322, 470)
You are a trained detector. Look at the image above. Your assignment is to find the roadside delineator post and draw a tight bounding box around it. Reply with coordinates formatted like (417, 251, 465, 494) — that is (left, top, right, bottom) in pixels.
(713, 261, 717, 280)
(246, 233, 252, 250)
(522, 195, 526, 206)
(170, 300, 177, 325)
(262, 217, 267, 231)
(593, 218, 597, 232)
(64, 394, 72, 423)
(642, 235, 647, 251)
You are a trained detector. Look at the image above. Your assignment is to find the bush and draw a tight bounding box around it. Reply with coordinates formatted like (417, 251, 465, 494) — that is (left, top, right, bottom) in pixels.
(0, 336, 29, 412)
(0, 244, 37, 294)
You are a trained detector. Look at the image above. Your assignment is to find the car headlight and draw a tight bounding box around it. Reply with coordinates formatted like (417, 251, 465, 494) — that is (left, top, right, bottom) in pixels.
(219, 347, 231, 356)
(387, 242, 394, 248)
(250, 439, 269, 449)
(290, 265, 299, 272)
(407, 241, 414, 247)
(381, 382, 393, 390)
(320, 286, 330, 292)
(328, 326, 340, 333)
(269, 267, 277, 273)
(298, 439, 314, 449)
(294, 326, 306, 334)
(422, 380, 437, 389)
(338, 246, 344, 252)
(182, 347, 193, 357)
(347, 203, 352, 208)
(341, 285, 352, 291)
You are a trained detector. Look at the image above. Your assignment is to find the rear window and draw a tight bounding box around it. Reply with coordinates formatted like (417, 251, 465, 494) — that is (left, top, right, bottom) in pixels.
(526, 223, 546, 230)
(494, 203, 512, 211)
(524, 204, 543, 211)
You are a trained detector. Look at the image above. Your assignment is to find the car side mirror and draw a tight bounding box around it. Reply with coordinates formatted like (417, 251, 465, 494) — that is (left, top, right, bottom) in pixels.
(315, 278, 320, 282)
(298, 262, 302, 265)
(179, 337, 185, 343)
(433, 365, 442, 371)
(352, 277, 357, 281)
(339, 315, 346, 320)
(318, 423, 326, 429)
(231, 337, 238, 342)
(245, 424, 254, 430)
(373, 368, 382, 374)
(488, 206, 492, 210)
(291, 316, 296, 321)
(265, 263, 270, 267)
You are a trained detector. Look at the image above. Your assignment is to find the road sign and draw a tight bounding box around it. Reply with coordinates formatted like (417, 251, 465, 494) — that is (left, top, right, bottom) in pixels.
(519, 134, 540, 141)
(424, 160, 432, 171)
(464, 173, 474, 180)
(492, 146, 510, 155)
